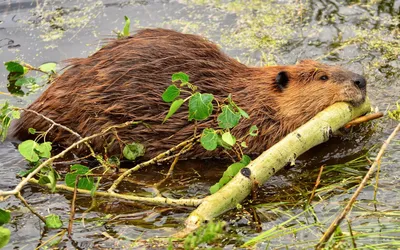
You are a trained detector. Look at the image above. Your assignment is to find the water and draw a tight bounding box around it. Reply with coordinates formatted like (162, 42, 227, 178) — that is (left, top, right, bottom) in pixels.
(0, 0, 399, 249)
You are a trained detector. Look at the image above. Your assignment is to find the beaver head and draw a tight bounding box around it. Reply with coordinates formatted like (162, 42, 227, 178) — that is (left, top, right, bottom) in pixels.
(270, 60, 367, 132)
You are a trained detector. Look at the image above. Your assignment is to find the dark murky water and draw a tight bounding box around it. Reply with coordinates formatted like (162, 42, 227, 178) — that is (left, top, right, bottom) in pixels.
(1, 0, 399, 249)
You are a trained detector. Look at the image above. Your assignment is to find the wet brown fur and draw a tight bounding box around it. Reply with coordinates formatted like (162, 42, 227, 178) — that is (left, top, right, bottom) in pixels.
(11, 28, 367, 160)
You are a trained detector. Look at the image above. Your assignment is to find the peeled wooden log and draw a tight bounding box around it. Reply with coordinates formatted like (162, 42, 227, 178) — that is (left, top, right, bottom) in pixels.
(182, 100, 371, 234)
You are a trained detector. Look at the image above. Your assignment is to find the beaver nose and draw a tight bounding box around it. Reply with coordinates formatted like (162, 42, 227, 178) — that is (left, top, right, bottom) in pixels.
(353, 75, 366, 89)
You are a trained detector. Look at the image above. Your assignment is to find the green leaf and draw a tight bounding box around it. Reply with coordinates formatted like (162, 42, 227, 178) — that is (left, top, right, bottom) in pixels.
(163, 99, 184, 123)
(123, 16, 130, 37)
(18, 167, 35, 177)
(76, 176, 95, 190)
(221, 132, 236, 147)
(11, 110, 20, 119)
(18, 140, 39, 162)
(162, 85, 181, 103)
(249, 125, 259, 136)
(240, 141, 248, 148)
(107, 155, 120, 168)
(38, 62, 56, 73)
(38, 175, 51, 185)
(217, 105, 241, 129)
(172, 72, 189, 83)
(45, 214, 63, 229)
(227, 95, 249, 119)
(28, 128, 36, 134)
(209, 183, 220, 194)
(218, 175, 231, 186)
(70, 164, 89, 174)
(211, 162, 245, 194)
(200, 128, 218, 151)
(47, 167, 57, 192)
(123, 142, 145, 161)
(0, 227, 10, 248)
(4, 61, 24, 73)
(36, 142, 52, 158)
(0, 209, 11, 225)
(229, 162, 245, 175)
(188, 93, 214, 121)
(240, 155, 251, 166)
(236, 106, 250, 119)
(65, 164, 94, 190)
(15, 77, 36, 86)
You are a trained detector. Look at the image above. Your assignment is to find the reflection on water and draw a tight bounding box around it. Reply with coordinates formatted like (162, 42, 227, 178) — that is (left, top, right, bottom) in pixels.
(0, 0, 399, 248)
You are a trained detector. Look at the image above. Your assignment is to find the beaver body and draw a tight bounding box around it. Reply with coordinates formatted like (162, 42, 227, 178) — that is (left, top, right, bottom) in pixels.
(11, 28, 367, 159)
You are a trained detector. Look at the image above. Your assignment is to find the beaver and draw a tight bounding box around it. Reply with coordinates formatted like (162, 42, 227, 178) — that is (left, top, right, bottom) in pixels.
(11, 28, 367, 160)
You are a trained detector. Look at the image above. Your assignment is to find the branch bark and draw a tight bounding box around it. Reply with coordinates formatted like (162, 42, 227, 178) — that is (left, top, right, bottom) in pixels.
(180, 100, 371, 236)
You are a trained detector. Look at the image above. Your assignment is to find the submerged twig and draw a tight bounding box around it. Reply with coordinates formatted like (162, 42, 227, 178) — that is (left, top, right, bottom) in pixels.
(16, 192, 46, 223)
(27, 178, 202, 207)
(308, 165, 324, 204)
(316, 122, 400, 249)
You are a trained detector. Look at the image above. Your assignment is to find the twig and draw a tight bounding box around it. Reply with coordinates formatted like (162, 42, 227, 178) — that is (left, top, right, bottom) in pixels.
(154, 143, 194, 189)
(27, 177, 202, 207)
(316, 122, 400, 249)
(154, 152, 180, 190)
(108, 135, 199, 193)
(347, 219, 357, 249)
(18, 108, 82, 139)
(68, 174, 80, 236)
(344, 112, 383, 128)
(0, 121, 141, 196)
(308, 165, 324, 204)
(16, 192, 46, 223)
(35, 229, 66, 250)
(68, 174, 105, 236)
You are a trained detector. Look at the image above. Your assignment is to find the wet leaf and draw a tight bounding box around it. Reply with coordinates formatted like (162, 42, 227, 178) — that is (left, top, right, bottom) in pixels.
(188, 93, 214, 121)
(38, 62, 56, 73)
(209, 183, 221, 194)
(162, 85, 180, 103)
(18, 140, 39, 162)
(15, 77, 36, 87)
(65, 164, 94, 190)
(240, 155, 252, 166)
(221, 132, 236, 147)
(107, 155, 120, 168)
(36, 142, 52, 158)
(0, 209, 11, 225)
(172, 72, 189, 83)
(236, 106, 250, 119)
(11, 110, 20, 119)
(123, 16, 130, 37)
(200, 128, 218, 151)
(4, 61, 24, 73)
(249, 125, 259, 136)
(123, 142, 145, 161)
(0, 227, 10, 248)
(163, 99, 184, 123)
(45, 214, 62, 229)
(211, 162, 245, 194)
(218, 105, 241, 129)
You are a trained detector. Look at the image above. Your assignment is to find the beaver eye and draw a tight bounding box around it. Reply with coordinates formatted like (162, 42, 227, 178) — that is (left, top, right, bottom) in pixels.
(320, 75, 329, 81)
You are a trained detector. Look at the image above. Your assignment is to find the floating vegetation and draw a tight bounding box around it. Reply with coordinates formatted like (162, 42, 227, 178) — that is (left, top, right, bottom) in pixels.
(22, 0, 104, 42)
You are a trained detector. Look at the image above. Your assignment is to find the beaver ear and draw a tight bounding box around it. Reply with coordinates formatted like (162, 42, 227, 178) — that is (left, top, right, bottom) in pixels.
(275, 71, 289, 91)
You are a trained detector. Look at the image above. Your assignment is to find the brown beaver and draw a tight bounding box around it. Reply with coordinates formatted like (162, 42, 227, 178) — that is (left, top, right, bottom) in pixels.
(11, 28, 367, 160)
